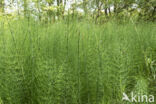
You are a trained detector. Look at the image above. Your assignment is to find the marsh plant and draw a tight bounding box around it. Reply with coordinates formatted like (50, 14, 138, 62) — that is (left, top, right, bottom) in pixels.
(0, 17, 155, 104)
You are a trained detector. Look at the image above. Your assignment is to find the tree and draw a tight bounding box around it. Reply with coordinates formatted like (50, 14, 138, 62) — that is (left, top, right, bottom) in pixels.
(23, 0, 28, 17)
(113, 0, 120, 13)
(46, 0, 54, 6)
(0, 0, 4, 13)
(57, 0, 63, 6)
(82, 0, 88, 15)
(137, 0, 156, 21)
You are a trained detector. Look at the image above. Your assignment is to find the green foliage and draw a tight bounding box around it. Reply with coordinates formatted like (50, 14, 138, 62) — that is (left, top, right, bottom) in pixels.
(0, 18, 155, 104)
(45, 0, 54, 5)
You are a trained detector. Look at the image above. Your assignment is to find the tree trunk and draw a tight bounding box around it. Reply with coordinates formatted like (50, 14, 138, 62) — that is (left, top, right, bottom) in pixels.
(152, 6, 156, 16)
(95, 1, 103, 22)
(152, 6, 156, 21)
(105, 8, 108, 16)
(63, 0, 67, 19)
(24, 0, 28, 17)
(108, 7, 111, 15)
(83, 0, 88, 15)
(37, 0, 41, 20)
(114, 4, 116, 13)
(57, 0, 62, 6)
(56, 0, 63, 20)
(0, 0, 4, 13)
(64, 0, 66, 9)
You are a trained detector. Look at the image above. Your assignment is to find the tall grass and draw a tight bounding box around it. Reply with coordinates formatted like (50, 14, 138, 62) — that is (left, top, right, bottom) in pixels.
(0, 18, 156, 104)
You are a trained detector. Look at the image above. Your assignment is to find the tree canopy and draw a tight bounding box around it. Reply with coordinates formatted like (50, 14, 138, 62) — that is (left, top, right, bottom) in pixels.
(0, 0, 155, 22)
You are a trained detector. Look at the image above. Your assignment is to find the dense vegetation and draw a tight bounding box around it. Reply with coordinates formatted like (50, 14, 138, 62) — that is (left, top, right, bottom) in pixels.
(0, 0, 156, 104)
(0, 0, 156, 22)
(0, 19, 155, 104)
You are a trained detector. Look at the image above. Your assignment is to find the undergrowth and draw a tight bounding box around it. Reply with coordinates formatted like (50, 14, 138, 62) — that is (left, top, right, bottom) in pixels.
(0, 19, 156, 104)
